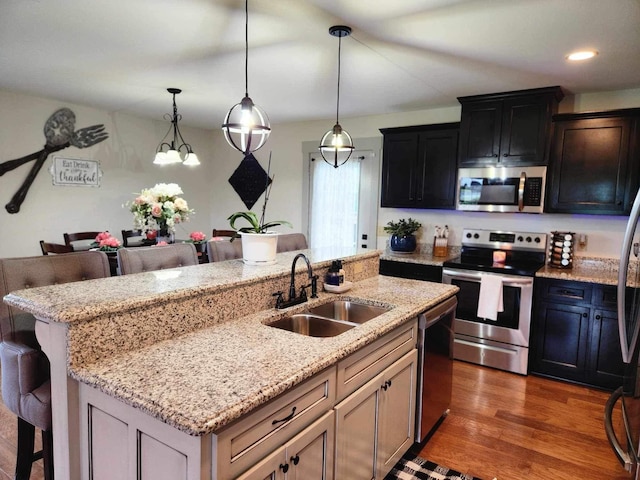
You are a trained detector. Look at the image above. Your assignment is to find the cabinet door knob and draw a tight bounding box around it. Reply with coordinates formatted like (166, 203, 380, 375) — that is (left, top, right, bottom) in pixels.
(582, 312, 588, 317)
(291, 455, 300, 465)
(503, 153, 509, 157)
(493, 153, 498, 157)
(280, 463, 289, 473)
(596, 314, 601, 320)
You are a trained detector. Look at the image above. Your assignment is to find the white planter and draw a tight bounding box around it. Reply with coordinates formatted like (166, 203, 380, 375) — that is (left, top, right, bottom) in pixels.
(240, 232, 279, 265)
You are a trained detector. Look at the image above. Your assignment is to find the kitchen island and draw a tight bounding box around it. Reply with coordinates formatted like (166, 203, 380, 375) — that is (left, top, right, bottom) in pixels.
(3, 247, 458, 480)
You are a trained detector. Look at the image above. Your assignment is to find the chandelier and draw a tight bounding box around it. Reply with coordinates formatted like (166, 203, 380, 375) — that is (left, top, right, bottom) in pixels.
(154, 88, 200, 166)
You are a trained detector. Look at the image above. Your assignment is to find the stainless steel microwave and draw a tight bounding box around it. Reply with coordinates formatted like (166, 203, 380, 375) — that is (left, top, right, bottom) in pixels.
(456, 165, 547, 213)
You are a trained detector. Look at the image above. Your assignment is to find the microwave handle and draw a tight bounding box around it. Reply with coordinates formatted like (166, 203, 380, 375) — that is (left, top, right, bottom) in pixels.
(518, 171, 526, 212)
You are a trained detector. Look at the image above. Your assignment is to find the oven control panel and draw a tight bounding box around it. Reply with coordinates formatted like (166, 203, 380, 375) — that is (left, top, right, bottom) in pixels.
(462, 229, 547, 252)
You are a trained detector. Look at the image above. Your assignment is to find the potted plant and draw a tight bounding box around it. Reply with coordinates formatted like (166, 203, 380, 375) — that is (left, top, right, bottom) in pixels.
(227, 158, 291, 265)
(384, 218, 422, 252)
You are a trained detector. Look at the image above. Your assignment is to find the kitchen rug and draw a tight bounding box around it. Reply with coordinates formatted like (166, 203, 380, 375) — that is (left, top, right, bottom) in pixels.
(384, 452, 488, 480)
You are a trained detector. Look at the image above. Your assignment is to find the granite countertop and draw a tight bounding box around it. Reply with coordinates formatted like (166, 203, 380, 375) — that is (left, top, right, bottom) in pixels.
(536, 256, 640, 287)
(381, 248, 640, 287)
(70, 275, 457, 437)
(379, 246, 460, 266)
(4, 247, 379, 324)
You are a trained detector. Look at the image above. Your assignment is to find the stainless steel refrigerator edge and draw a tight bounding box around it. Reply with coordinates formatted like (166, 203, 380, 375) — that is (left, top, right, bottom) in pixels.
(415, 296, 457, 443)
(606, 189, 640, 478)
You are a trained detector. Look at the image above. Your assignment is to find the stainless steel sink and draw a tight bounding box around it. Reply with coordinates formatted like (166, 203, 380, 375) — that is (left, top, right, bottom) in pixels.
(267, 314, 355, 337)
(307, 300, 390, 324)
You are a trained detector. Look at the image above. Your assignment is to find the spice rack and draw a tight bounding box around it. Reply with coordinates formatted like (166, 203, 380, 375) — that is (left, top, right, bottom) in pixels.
(548, 231, 574, 269)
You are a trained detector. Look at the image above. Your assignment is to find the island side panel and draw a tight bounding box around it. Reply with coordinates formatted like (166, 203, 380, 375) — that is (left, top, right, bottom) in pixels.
(36, 319, 81, 480)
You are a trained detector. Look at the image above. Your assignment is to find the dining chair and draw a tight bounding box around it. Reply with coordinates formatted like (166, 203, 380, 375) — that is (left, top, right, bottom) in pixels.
(0, 251, 110, 480)
(117, 243, 199, 274)
(207, 238, 243, 262)
(63, 231, 102, 250)
(39, 240, 74, 255)
(211, 229, 237, 239)
(276, 233, 308, 252)
(121, 229, 144, 247)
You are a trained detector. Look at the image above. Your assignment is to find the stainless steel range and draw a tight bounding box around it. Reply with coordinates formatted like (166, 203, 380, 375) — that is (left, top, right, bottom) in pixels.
(442, 229, 547, 375)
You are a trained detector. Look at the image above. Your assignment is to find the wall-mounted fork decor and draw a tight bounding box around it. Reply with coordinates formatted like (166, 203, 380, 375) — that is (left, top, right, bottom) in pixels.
(0, 108, 109, 214)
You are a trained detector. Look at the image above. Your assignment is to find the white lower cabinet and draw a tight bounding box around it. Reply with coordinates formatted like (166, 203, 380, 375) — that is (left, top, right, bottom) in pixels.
(236, 411, 335, 480)
(77, 321, 418, 480)
(334, 349, 417, 480)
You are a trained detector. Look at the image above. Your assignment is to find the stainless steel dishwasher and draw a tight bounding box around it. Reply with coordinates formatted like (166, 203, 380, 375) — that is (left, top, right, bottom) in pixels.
(415, 295, 457, 443)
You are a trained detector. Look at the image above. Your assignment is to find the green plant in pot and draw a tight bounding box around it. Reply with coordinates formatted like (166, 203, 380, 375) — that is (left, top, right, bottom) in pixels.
(384, 218, 422, 252)
(227, 156, 292, 265)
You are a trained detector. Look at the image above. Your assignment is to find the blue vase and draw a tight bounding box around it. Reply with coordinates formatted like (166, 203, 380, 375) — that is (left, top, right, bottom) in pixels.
(390, 234, 416, 252)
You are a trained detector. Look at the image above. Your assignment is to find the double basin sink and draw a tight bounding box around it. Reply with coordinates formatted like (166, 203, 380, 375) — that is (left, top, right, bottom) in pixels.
(266, 300, 391, 337)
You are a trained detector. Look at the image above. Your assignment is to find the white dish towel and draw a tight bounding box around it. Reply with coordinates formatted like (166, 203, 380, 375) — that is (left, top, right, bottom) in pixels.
(477, 275, 504, 321)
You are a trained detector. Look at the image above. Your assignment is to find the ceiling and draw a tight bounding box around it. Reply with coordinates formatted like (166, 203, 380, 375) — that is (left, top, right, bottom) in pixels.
(2, 0, 640, 129)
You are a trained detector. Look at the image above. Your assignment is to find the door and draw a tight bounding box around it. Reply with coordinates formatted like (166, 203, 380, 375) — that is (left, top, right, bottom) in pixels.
(380, 132, 419, 207)
(376, 350, 417, 479)
(334, 374, 380, 480)
(287, 412, 334, 480)
(458, 100, 503, 166)
(307, 148, 379, 250)
(236, 412, 334, 480)
(547, 116, 633, 214)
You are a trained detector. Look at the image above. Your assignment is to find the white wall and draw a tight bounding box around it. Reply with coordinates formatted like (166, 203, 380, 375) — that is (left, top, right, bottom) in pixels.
(210, 87, 640, 259)
(2, 87, 640, 259)
(0, 90, 215, 258)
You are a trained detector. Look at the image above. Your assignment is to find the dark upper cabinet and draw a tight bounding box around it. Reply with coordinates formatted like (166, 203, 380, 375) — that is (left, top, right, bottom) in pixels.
(457, 86, 564, 167)
(380, 123, 459, 209)
(546, 109, 640, 215)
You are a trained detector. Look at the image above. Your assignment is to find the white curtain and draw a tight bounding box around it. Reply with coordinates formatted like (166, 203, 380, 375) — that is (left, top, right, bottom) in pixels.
(310, 158, 361, 249)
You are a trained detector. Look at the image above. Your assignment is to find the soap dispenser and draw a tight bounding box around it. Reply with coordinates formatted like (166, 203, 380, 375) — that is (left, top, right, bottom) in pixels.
(325, 261, 341, 286)
(335, 259, 345, 285)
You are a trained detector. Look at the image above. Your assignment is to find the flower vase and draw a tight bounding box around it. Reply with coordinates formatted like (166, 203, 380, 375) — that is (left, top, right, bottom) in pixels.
(156, 229, 174, 244)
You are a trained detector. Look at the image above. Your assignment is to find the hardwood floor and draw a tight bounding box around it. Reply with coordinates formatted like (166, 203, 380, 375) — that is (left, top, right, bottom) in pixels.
(419, 360, 630, 480)
(0, 360, 630, 480)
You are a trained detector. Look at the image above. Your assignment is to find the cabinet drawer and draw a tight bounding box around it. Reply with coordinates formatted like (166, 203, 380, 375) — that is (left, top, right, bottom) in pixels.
(216, 366, 336, 479)
(594, 285, 618, 309)
(336, 319, 417, 402)
(538, 279, 592, 304)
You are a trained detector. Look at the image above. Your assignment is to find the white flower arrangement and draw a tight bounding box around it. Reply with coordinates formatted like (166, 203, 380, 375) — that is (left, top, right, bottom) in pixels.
(127, 183, 193, 234)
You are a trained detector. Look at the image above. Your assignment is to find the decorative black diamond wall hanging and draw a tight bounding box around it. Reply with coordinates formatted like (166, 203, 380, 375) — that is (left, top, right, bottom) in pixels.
(228, 153, 272, 210)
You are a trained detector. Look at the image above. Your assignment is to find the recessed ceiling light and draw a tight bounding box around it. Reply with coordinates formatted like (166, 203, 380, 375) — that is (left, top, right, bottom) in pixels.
(566, 50, 598, 61)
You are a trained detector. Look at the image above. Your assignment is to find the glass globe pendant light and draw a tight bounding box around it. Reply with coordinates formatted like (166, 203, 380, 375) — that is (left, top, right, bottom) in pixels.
(221, 0, 271, 155)
(319, 25, 354, 168)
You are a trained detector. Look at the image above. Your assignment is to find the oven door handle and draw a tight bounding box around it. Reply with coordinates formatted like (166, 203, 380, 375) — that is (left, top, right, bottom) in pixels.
(442, 269, 533, 286)
(518, 171, 526, 212)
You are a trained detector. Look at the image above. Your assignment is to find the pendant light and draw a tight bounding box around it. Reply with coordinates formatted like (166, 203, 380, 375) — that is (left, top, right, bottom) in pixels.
(319, 25, 354, 168)
(221, 0, 271, 155)
(153, 88, 200, 166)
